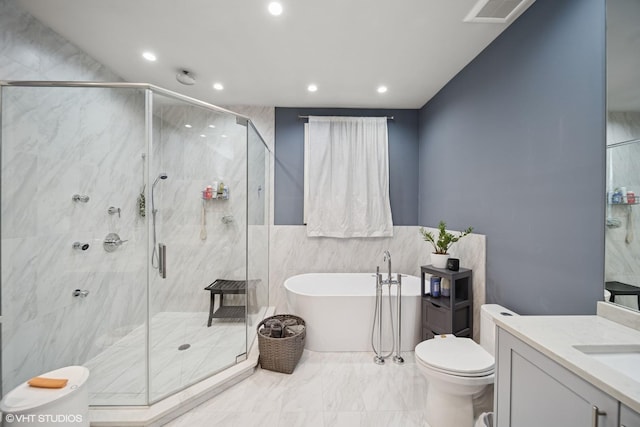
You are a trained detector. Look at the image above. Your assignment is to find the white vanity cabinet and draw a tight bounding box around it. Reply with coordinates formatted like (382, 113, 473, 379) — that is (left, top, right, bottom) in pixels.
(621, 404, 640, 427)
(495, 328, 619, 427)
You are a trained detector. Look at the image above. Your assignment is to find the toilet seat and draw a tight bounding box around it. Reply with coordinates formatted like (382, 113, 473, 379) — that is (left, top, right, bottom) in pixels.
(415, 335, 494, 377)
(0, 366, 89, 413)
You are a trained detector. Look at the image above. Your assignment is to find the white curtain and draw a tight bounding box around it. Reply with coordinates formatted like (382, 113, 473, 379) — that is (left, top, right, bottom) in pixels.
(306, 116, 393, 238)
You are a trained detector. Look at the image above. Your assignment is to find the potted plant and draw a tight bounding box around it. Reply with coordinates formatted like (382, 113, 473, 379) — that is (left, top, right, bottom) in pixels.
(419, 221, 473, 268)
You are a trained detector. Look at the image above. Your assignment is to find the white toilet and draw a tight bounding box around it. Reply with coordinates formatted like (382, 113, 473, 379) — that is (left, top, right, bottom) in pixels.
(415, 304, 517, 427)
(0, 366, 90, 427)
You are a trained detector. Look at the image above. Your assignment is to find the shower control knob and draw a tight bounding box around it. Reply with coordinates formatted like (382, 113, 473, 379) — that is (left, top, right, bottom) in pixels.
(103, 233, 128, 252)
(108, 206, 121, 218)
(72, 289, 89, 297)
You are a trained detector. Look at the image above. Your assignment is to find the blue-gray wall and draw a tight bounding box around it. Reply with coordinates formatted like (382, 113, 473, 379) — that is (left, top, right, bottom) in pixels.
(275, 107, 419, 225)
(418, 0, 606, 315)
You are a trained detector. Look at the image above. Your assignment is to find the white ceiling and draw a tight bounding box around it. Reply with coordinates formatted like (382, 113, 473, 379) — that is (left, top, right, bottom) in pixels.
(17, 0, 531, 109)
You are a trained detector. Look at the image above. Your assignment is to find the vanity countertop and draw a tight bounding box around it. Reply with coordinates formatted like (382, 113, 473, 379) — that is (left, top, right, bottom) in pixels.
(495, 312, 640, 413)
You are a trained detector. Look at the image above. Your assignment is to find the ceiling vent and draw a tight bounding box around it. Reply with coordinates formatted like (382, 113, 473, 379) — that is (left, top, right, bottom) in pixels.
(464, 0, 535, 24)
(176, 70, 196, 86)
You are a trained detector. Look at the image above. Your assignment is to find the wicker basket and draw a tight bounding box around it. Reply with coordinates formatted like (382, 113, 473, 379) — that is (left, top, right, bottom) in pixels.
(257, 314, 306, 374)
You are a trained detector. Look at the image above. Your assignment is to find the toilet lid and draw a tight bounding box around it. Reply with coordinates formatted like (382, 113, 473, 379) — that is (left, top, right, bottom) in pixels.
(415, 335, 494, 377)
(0, 366, 89, 413)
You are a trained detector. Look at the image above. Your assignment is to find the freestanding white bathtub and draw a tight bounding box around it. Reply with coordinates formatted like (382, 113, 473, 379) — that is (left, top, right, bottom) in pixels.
(284, 273, 422, 352)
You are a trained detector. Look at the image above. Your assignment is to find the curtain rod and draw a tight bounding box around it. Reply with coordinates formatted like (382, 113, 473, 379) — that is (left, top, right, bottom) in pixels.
(297, 115, 394, 120)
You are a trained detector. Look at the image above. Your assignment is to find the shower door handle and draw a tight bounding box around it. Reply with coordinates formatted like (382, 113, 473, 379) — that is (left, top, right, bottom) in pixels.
(158, 243, 167, 279)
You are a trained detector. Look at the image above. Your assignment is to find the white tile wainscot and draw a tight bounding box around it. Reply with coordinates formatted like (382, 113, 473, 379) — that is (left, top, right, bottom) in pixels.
(269, 225, 486, 342)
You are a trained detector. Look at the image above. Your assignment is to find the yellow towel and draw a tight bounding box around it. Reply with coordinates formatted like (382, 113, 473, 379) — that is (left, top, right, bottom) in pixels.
(27, 377, 68, 389)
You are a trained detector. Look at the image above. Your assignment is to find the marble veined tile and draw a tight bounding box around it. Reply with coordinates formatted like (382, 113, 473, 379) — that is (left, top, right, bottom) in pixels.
(162, 350, 459, 427)
(269, 225, 486, 341)
(223, 106, 275, 151)
(607, 112, 640, 145)
(77, 312, 248, 405)
(1, 1, 272, 413)
(323, 412, 366, 427)
(361, 411, 429, 427)
(320, 365, 367, 412)
(278, 411, 324, 427)
(279, 377, 324, 412)
(164, 411, 280, 427)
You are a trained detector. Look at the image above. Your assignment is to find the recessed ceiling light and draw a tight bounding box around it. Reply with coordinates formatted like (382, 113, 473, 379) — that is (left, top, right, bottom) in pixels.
(221, 134, 228, 138)
(377, 86, 388, 94)
(268, 2, 283, 16)
(200, 134, 206, 138)
(208, 124, 216, 128)
(185, 124, 192, 128)
(142, 51, 157, 62)
(213, 83, 224, 91)
(307, 84, 318, 92)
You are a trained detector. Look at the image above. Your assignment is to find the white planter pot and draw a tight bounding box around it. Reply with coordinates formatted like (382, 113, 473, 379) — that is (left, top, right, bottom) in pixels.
(431, 253, 449, 269)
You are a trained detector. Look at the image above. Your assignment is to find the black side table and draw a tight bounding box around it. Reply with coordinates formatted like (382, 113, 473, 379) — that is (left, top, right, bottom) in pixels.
(420, 265, 473, 340)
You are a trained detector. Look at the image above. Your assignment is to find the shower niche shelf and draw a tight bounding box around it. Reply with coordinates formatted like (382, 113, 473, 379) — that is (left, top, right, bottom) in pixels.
(200, 185, 229, 201)
(202, 191, 229, 202)
(607, 201, 639, 206)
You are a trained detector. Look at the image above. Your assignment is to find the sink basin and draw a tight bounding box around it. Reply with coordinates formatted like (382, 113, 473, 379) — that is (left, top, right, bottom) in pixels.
(574, 345, 640, 383)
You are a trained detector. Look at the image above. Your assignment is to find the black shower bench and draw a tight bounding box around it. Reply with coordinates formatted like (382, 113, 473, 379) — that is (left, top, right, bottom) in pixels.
(605, 280, 640, 309)
(204, 279, 246, 326)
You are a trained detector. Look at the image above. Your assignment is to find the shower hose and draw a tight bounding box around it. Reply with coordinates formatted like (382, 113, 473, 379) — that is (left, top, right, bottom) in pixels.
(370, 281, 395, 359)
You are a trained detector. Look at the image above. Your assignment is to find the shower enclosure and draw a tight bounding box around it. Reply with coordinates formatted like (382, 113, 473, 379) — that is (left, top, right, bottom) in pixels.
(0, 82, 270, 406)
(605, 138, 640, 310)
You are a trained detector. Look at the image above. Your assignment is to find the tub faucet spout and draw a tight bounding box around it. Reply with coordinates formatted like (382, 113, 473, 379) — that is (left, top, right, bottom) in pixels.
(383, 250, 395, 285)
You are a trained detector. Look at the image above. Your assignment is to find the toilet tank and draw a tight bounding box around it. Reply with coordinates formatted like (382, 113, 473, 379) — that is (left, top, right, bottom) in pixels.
(480, 304, 518, 356)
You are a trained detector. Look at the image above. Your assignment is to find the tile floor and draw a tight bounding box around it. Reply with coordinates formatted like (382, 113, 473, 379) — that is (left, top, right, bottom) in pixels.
(163, 350, 493, 427)
(85, 312, 246, 405)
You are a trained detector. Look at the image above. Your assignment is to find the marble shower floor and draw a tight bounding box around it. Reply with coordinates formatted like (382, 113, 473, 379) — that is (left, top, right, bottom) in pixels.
(163, 350, 494, 427)
(85, 312, 246, 405)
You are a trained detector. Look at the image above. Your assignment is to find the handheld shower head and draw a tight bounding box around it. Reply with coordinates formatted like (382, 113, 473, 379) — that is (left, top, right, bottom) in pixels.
(150, 172, 168, 270)
(151, 172, 168, 214)
(152, 173, 168, 188)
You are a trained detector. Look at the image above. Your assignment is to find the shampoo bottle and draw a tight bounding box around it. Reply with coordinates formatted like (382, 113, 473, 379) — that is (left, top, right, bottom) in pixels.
(430, 276, 441, 298)
(212, 181, 218, 199)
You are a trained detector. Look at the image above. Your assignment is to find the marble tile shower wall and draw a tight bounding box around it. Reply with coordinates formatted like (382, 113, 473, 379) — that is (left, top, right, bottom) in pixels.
(0, 0, 150, 393)
(0, 0, 119, 82)
(1, 87, 148, 392)
(606, 113, 640, 307)
(0, 0, 276, 399)
(230, 106, 274, 340)
(269, 226, 486, 342)
(607, 112, 640, 145)
(149, 104, 248, 313)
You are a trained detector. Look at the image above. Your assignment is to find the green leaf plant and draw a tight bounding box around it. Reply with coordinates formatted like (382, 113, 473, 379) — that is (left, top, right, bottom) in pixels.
(419, 221, 473, 255)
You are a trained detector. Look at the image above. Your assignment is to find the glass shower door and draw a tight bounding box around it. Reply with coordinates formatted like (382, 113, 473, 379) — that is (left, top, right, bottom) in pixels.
(0, 85, 149, 405)
(246, 122, 270, 347)
(148, 93, 248, 402)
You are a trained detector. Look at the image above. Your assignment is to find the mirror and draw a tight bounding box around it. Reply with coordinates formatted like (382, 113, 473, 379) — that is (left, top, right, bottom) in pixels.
(605, 0, 640, 312)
